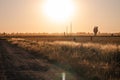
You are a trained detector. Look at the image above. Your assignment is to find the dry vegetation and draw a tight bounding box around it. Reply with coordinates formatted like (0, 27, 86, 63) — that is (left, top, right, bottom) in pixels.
(7, 37, 120, 80)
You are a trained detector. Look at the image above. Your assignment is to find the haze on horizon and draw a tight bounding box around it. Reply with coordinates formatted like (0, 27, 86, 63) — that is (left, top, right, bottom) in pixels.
(0, 0, 120, 33)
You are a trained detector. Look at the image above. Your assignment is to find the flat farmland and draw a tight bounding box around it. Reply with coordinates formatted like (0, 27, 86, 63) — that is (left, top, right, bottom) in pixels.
(0, 36, 120, 80)
(24, 36, 120, 44)
(3, 35, 120, 44)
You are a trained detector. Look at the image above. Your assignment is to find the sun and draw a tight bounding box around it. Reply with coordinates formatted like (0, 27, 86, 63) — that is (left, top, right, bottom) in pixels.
(43, 0, 75, 22)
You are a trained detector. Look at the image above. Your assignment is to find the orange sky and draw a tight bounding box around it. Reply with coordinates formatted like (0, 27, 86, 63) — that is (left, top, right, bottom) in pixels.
(0, 0, 120, 33)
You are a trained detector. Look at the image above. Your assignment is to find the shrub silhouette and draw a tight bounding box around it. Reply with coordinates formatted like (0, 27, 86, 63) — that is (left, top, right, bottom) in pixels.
(93, 26, 98, 36)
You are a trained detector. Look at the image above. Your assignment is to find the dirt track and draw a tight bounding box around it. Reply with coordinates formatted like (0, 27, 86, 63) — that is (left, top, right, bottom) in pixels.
(0, 39, 46, 80)
(0, 39, 77, 80)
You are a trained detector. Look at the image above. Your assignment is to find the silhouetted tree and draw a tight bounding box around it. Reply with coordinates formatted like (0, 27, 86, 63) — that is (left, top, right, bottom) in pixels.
(93, 26, 98, 36)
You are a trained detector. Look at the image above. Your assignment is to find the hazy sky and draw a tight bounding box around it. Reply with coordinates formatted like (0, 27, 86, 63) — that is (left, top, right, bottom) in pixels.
(0, 0, 120, 33)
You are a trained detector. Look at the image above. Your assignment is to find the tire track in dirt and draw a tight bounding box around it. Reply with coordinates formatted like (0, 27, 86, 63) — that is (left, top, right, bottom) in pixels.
(0, 44, 7, 80)
(0, 39, 49, 80)
(0, 39, 34, 80)
(0, 39, 21, 80)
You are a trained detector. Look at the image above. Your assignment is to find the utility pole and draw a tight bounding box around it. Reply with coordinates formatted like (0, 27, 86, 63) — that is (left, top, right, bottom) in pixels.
(70, 22, 72, 36)
(66, 26, 68, 36)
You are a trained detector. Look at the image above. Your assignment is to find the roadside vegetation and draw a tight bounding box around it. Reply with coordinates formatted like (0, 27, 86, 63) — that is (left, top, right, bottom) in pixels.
(8, 38, 120, 80)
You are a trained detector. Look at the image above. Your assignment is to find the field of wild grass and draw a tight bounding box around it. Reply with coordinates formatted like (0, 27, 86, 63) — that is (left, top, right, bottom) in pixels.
(8, 37, 120, 80)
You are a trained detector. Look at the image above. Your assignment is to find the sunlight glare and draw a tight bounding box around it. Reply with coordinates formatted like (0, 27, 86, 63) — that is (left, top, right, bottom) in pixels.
(43, 0, 75, 22)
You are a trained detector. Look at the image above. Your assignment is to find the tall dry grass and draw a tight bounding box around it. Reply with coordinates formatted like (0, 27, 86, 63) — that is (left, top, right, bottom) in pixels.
(8, 38, 120, 80)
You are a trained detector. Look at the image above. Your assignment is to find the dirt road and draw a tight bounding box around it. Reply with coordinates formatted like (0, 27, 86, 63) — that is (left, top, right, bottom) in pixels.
(0, 39, 77, 80)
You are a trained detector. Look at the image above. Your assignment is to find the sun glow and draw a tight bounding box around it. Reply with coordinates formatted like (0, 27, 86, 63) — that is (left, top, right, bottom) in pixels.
(43, 0, 75, 22)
